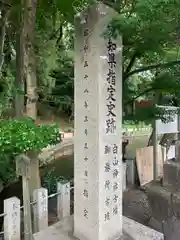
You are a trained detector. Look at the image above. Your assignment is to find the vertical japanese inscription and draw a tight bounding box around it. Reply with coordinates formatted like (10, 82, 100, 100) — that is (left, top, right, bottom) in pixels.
(82, 14, 89, 220)
(103, 36, 119, 223)
(104, 144, 120, 222)
(112, 143, 120, 217)
(106, 39, 117, 134)
(12, 202, 18, 235)
(104, 144, 120, 221)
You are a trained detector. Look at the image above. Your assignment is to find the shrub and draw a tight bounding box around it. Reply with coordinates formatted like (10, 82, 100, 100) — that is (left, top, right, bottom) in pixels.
(0, 118, 61, 185)
(42, 167, 66, 194)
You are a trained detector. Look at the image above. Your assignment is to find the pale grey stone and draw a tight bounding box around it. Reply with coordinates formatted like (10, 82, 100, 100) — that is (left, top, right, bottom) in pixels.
(123, 216, 164, 240)
(74, 3, 123, 240)
(33, 216, 164, 240)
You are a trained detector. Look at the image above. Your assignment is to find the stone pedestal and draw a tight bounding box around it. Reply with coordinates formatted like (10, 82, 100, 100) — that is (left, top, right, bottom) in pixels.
(74, 3, 122, 240)
(146, 138, 180, 240)
(33, 216, 164, 240)
(163, 160, 180, 190)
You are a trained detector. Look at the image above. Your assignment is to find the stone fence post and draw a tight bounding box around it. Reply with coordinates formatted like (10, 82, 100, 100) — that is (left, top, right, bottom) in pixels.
(57, 182, 70, 220)
(4, 197, 20, 240)
(33, 188, 48, 233)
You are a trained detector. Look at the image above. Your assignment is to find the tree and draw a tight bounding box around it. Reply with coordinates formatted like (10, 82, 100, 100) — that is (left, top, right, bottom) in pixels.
(23, 0, 38, 119)
(109, 0, 180, 107)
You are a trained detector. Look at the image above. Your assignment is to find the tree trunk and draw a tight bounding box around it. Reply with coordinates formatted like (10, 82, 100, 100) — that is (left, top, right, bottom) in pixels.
(15, 1, 25, 118)
(23, 0, 38, 119)
(0, 8, 9, 73)
(26, 151, 41, 201)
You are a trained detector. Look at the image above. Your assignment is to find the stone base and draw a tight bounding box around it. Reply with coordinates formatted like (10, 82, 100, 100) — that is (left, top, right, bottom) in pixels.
(33, 216, 164, 240)
(146, 180, 180, 239)
(148, 216, 180, 240)
(146, 181, 172, 221)
(147, 180, 180, 221)
(163, 160, 180, 190)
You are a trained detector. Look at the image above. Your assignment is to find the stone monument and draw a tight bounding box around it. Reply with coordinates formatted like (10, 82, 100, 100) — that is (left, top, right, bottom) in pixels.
(74, 3, 122, 240)
(33, 3, 164, 240)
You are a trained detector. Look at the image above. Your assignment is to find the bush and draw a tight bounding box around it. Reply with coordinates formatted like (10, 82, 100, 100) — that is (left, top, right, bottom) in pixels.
(42, 167, 66, 194)
(0, 118, 61, 185)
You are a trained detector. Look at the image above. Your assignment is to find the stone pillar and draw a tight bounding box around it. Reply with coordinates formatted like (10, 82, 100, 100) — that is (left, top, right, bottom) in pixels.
(33, 188, 48, 233)
(4, 197, 21, 240)
(16, 154, 33, 240)
(74, 3, 122, 240)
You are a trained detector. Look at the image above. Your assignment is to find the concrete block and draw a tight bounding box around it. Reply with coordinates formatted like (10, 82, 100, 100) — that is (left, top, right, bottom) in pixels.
(163, 160, 180, 190)
(146, 181, 172, 221)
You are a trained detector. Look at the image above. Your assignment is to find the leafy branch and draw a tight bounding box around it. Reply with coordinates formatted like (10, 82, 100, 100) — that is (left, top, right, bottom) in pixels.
(124, 60, 180, 80)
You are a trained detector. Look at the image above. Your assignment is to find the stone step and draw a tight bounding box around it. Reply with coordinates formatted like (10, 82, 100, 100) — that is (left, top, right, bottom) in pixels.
(33, 216, 163, 240)
(163, 160, 180, 190)
(146, 180, 180, 240)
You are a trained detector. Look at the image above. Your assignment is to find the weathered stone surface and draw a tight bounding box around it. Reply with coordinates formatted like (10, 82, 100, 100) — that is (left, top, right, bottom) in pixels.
(148, 216, 180, 240)
(172, 191, 180, 220)
(33, 216, 164, 240)
(146, 180, 180, 239)
(74, 3, 123, 240)
(163, 160, 180, 190)
(162, 216, 180, 240)
(148, 217, 163, 233)
(123, 216, 164, 240)
(146, 181, 172, 221)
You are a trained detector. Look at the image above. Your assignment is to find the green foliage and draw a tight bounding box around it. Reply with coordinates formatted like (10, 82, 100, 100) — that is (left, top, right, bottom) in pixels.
(42, 167, 66, 194)
(48, 54, 74, 115)
(106, 0, 180, 122)
(0, 118, 61, 185)
(3, 0, 180, 125)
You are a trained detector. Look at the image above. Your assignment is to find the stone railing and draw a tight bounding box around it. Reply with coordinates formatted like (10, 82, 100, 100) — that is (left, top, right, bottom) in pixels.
(0, 166, 130, 240)
(0, 181, 73, 240)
